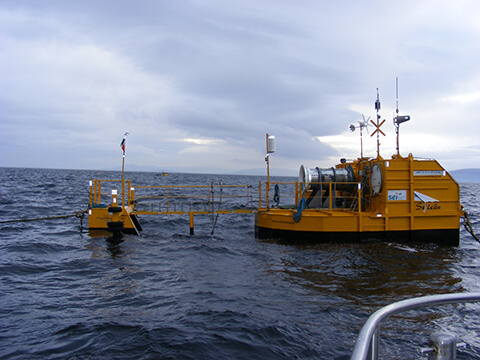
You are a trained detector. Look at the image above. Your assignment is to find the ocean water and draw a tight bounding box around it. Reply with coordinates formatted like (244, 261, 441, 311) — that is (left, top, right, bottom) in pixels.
(1, 167, 479, 359)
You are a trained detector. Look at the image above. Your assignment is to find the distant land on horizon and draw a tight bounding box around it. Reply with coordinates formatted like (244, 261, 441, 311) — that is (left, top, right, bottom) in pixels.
(125, 165, 480, 182)
(124, 165, 296, 178)
(450, 168, 480, 184)
(1, 166, 479, 182)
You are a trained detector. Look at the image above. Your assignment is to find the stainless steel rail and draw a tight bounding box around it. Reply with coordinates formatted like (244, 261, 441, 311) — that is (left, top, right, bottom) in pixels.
(350, 292, 480, 360)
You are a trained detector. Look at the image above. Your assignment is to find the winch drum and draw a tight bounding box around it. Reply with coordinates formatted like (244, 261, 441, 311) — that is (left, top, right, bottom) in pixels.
(299, 165, 355, 192)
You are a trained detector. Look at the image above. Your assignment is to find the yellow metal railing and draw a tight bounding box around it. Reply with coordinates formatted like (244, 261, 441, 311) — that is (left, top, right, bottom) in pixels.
(89, 179, 254, 215)
(89, 178, 365, 215)
(259, 180, 364, 212)
(258, 181, 297, 209)
(89, 179, 132, 208)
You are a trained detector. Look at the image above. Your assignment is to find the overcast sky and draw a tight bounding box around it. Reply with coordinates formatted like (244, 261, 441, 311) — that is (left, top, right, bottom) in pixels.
(1, 0, 479, 175)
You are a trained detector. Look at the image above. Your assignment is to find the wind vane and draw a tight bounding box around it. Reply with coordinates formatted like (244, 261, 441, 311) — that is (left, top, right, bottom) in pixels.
(349, 114, 371, 159)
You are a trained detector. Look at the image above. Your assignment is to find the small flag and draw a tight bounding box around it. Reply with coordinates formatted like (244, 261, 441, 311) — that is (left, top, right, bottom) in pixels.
(120, 132, 129, 154)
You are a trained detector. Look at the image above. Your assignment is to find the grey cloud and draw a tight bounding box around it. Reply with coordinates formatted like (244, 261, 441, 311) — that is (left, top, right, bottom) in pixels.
(1, 0, 479, 173)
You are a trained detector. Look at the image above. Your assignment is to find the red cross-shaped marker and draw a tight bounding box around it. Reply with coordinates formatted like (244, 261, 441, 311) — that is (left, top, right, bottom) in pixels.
(370, 119, 386, 137)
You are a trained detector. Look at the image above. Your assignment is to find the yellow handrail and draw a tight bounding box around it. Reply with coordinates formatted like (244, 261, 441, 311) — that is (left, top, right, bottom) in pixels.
(89, 180, 254, 213)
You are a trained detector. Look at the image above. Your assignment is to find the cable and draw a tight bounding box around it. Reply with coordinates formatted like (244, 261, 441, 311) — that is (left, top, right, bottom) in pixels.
(211, 180, 223, 235)
(464, 212, 479, 242)
(0, 210, 87, 225)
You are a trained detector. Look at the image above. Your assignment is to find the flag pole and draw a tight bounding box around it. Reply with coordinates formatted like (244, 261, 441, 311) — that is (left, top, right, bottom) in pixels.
(122, 153, 125, 208)
(120, 132, 129, 208)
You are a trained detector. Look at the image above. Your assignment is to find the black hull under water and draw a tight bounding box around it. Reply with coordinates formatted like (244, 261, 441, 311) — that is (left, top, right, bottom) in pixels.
(255, 226, 460, 246)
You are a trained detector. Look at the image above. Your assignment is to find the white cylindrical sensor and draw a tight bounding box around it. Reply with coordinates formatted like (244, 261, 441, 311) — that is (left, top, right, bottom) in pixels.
(268, 135, 276, 153)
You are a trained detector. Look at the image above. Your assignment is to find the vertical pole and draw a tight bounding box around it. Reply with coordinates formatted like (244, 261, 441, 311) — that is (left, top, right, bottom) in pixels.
(367, 327, 380, 360)
(258, 182, 262, 208)
(295, 182, 299, 206)
(409, 154, 415, 236)
(395, 77, 400, 157)
(360, 127, 363, 159)
(375, 89, 381, 159)
(127, 180, 131, 206)
(130, 187, 135, 208)
(189, 212, 194, 235)
(328, 182, 333, 210)
(94, 181, 97, 205)
(358, 183, 363, 233)
(120, 132, 128, 208)
(166, 188, 169, 212)
(121, 153, 125, 208)
(266, 133, 270, 208)
(89, 180, 93, 207)
(97, 181, 101, 205)
(211, 181, 215, 227)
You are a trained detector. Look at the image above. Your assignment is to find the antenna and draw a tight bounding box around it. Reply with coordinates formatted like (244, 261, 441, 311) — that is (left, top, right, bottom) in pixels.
(393, 77, 411, 156)
(370, 89, 386, 158)
(396, 77, 399, 116)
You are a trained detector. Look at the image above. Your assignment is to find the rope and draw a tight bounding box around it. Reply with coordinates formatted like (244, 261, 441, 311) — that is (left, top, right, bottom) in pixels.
(464, 211, 479, 242)
(293, 197, 306, 223)
(211, 180, 223, 235)
(273, 184, 280, 207)
(0, 210, 88, 225)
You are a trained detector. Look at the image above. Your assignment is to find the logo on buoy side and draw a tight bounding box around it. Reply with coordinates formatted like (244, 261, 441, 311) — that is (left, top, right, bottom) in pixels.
(414, 191, 440, 213)
(416, 202, 441, 211)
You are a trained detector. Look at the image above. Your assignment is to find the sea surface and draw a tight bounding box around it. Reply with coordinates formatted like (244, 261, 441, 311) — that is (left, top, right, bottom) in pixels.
(1, 167, 479, 359)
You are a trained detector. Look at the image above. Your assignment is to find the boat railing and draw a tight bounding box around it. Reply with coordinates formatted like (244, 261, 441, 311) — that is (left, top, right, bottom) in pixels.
(259, 180, 363, 211)
(89, 179, 255, 214)
(133, 183, 254, 214)
(89, 179, 132, 208)
(258, 181, 298, 209)
(301, 181, 362, 211)
(350, 292, 480, 360)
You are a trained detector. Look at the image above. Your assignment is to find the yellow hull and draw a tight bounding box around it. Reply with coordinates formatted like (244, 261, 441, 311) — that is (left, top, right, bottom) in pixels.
(88, 205, 141, 235)
(255, 155, 463, 246)
(255, 210, 461, 245)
